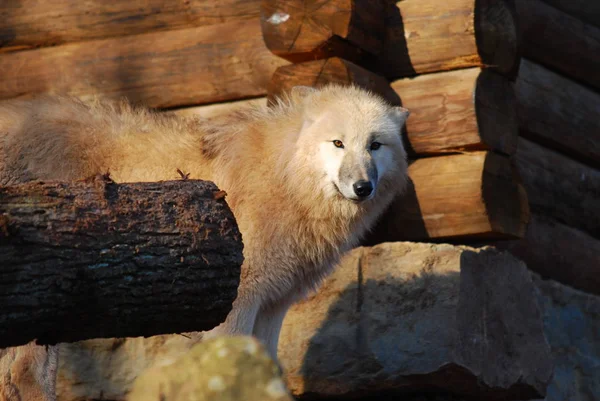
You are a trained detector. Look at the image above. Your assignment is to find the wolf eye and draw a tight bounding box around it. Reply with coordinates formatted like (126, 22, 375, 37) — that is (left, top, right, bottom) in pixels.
(370, 142, 382, 150)
(333, 140, 344, 148)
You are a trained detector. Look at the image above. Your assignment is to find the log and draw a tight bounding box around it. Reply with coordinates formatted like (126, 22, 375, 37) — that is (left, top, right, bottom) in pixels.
(0, 19, 288, 109)
(492, 214, 600, 296)
(372, 0, 520, 79)
(539, 0, 600, 29)
(516, 59, 600, 167)
(0, 176, 243, 348)
(268, 59, 518, 156)
(0, 0, 261, 53)
(517, 0, 600, 92)
(515, 138, 600, 239)
(392, 67, 517, 156)
(260, 0, 385, 64)
(267, 58, 400, 106)
(363, 151, 529, 243)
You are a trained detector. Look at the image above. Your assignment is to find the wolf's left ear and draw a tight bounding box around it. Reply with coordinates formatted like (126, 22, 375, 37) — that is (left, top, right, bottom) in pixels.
(390, 106, 410, 125)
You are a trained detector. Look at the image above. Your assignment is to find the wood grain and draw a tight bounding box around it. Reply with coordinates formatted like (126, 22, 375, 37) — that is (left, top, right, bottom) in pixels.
(493, 214, 600, 296)
(515, 138, 600, 238)
(516, 59, 600, 167)
(0, 0, 261, 52)
(0, 176, 242, 347)
(364, 151, 529, 243)
(0, 19, 288, 108)
(393, 68, 518, 155)
(373, 0, 519, 79)
(517, 0, 600, 91)
(260, 0, 385, 63)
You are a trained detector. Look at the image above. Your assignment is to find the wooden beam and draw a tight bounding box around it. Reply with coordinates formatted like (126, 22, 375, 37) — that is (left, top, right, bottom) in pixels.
(0, 19, 288, 109)
(539, 0, 600, 29)
(363, 151, 529, 243)
(515, 138, 600, 238)
(517, 0, 600, 92)
(373, 0, 520, 79)
(393, 68, 518, 156)
(516, 59, 600, 167)
(260, 0, 385, 64)
(492, 214, 600, 296)
(0, 176, 242, 347)
(0, 0, 261, 53)
(268, 59, 518, 156)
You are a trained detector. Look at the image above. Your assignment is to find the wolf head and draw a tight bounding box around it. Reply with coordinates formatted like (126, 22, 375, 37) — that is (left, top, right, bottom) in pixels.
(289, 85, 409, 205)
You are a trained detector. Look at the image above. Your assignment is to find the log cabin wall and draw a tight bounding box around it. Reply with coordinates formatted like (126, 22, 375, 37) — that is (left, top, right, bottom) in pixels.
(0, 0, 597, 294)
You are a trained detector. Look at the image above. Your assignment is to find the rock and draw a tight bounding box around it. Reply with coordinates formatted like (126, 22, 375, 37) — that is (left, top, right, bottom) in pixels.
(529, 275, 600, 401)
(279, 242, 553, 400)
(56, 242, 553, 401)
(127, 336, 292, 401)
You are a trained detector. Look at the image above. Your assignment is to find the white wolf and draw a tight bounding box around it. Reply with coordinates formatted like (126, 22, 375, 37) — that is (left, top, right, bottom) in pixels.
(0, 84, 408, 397)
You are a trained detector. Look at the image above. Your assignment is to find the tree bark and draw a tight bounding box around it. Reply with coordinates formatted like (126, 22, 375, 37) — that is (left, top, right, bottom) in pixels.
(0, 176, 243, 348)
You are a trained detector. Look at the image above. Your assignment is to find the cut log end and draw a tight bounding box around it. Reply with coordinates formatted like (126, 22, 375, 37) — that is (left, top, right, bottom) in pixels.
(475, 0, 520, 77)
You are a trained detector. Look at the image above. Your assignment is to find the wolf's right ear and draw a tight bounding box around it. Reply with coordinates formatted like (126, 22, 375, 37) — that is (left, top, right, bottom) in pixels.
(291, 86, 317, 98)
(390, 106, 410, 125)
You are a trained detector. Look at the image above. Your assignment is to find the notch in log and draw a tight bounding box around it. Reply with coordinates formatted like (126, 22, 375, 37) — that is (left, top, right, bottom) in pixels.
(260, 0, 385, 64)
(268, 58, 518, 156)
(363, 151, 530, 244)
(0, 176, 243, 348)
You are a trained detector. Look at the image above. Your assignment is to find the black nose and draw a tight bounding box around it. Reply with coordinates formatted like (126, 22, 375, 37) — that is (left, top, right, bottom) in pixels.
(353, 180, 373, 198)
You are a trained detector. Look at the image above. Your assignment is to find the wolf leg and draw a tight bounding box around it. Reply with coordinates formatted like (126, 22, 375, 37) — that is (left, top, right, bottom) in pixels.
(202, 287, 260, 339)
(252, 300, 294, 361)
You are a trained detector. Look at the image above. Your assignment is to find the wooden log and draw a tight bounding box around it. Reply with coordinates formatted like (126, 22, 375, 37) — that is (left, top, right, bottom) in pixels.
(372, 0, 520, 79)
(0, 0, 261, 53)
(492, 214, 600, 296)
(267, 58, 400, 105)
(515, 138, 600, 238)
(268, 59, 518, 156)
(0, 176, 243, 348)
(517, 0, 600, 91)
(539, 0, 600, 29)
(393, 67, 518, 156)
(363, 151, 529, 243)
(0, 19, 288, 109)
(260, 0, 385, 64)
(516, 59, 600, 167)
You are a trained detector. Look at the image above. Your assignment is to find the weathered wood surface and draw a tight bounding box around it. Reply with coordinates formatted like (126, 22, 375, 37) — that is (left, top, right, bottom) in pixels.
(540, 0, 600, 29)
(393, 68, 517, 155)
(0, 176, 243, 348)
(516, 59, 600, 167)
(364, 152, 529, 243)
(267, 58, 400, 105)
(269, 60, 518, 156)
(0, 0, 261, 53)
(517, 0, 600, 91)
(0, 19, 288, 108)
(260, 0, 385, 63)
(515, 138, 600, 239)
(373, 0, 519, 79)
(493, 214, 600, 296)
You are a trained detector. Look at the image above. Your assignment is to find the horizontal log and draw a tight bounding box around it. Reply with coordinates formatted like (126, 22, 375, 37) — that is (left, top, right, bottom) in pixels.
(269, 59, 518, 156)
(0, 0, 261, 52)
(517, 0, 600, 91)
(393, 67, 518, 155)
(260, 0, 385, 63)
(0, 19, 288, 108)
(516, 59, 600, 167)
(515, 138, 600, 238)
(540, 0, 600, 29)
(363, 151, 529, 243)
(0, 176, 243, 347)
(492, 214, 600, 296)
(372, 0, 519, 79)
